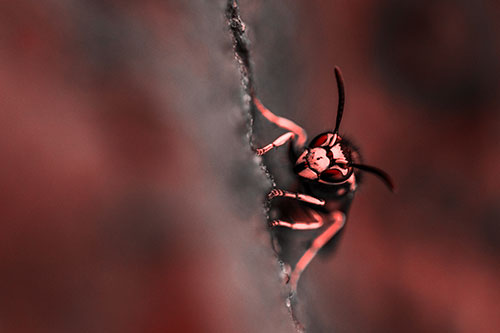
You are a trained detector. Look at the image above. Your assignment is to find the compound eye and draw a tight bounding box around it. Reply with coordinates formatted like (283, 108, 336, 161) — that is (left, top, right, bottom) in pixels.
(309, 132, 336, 148)
(320, 169, 346, 183)
(309, 134, 329, 147)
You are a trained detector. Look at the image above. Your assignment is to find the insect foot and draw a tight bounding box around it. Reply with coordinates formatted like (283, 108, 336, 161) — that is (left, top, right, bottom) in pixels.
(267, 189, 284, 200)
(269, 219, 282, 227)
(255, 148, 265, 156)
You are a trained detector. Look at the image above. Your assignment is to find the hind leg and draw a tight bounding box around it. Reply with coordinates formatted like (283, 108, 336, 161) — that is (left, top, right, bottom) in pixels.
(288, 211, 346, 294)
(270, 209, 325, 230)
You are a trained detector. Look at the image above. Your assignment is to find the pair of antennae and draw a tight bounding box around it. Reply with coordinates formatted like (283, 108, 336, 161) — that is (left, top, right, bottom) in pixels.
(333, 66, 395, 192)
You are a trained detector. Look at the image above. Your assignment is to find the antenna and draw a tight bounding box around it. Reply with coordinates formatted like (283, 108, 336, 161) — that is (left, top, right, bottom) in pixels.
(351, 163, 396, 192)
(333, 66, 345, 134)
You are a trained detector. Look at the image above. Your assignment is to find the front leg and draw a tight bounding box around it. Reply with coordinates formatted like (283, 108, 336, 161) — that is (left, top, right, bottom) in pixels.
(252, 97, 307, 149)
(255, 132, 294, 156)
(289, 211, 346, 294)
(268, 189, 325, 206)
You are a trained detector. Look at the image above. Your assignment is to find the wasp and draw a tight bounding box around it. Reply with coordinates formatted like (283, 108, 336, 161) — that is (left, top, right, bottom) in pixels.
(253, 67, 395, 294)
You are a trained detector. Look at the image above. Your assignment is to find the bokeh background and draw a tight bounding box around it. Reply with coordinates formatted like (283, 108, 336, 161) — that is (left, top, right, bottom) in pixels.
(1, 0, 499, 332)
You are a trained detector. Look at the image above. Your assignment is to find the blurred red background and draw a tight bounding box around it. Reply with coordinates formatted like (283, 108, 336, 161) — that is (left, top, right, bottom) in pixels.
(1, 0, 499, 332)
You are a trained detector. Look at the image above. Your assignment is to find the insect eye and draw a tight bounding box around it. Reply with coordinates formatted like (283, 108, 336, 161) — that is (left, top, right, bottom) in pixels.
(309, 134, 329, 148)
(320, 169, 345, 183)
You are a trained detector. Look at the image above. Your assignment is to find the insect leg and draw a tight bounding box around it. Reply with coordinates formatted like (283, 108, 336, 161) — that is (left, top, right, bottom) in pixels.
(270, 210, 324, 230)
(289, 211, 346, 293)
(253, 97, 307, 149)
(255, 132, 295, 156)
(268, 189, 325, 206)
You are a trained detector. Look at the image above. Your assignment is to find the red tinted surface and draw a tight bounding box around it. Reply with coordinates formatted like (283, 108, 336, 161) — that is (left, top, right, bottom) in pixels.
(250, 0, 500, 331)
(1, 1, 499, 332)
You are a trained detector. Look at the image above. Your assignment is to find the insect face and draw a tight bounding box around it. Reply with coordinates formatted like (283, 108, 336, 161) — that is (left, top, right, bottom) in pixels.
(293, 132, 354, 185)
